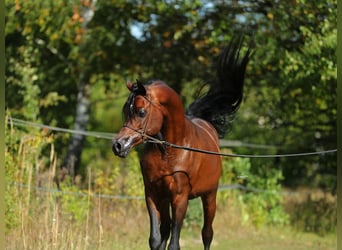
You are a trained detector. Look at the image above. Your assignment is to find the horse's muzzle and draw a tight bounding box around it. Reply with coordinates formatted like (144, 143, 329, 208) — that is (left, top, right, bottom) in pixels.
(112, 136, 136, 158)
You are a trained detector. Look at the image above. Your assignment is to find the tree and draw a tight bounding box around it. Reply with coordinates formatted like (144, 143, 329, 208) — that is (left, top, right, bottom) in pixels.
(6, 0, 336, 191)
(241, 0, 337, 190)
(6, 0, 145, 179)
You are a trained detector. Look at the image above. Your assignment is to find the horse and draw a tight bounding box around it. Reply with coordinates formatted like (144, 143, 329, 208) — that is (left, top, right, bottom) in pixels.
(112, 38, 251, 250)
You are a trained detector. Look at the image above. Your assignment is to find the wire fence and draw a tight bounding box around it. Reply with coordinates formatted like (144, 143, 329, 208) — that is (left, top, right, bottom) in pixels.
(7, 117, 336, 200)
(13, 181, 314, 201)
(8, 117, 279, 149)
(7, 117, 337, 158)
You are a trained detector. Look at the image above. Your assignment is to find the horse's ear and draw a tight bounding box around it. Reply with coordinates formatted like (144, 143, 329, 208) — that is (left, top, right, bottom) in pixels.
(126, 80, 134, 91)
(126, 79, 146, 95)
(134, 79, 146, 96)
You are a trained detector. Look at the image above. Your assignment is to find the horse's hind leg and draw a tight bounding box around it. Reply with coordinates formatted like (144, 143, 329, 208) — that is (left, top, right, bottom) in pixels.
(201, 191, 217, 250)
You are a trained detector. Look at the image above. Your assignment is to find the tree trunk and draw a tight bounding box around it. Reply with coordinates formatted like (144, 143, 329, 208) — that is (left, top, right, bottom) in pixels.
(57, 1, 96, 185)
(60, 76, 91, 182)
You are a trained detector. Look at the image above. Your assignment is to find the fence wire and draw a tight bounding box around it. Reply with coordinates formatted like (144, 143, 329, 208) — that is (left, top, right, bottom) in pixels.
(7, 117, 337, 158)
(7, 117, 336, 200)
(13, 181, 314, 201)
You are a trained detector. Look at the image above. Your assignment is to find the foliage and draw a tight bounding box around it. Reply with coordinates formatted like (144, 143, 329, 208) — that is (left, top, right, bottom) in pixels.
(62, 188, 91, 224)
(5, 139, 19, 231)
(91, 149, 144, 198)
(220, 154, 289, 227)
(184, 198, 203, 228)
(5, 0, 336, 234)
(5, 114, 55, 230)
(184, 154, 289, 229)
(238, 0, 337, 190)
(287, 192, 336, 236)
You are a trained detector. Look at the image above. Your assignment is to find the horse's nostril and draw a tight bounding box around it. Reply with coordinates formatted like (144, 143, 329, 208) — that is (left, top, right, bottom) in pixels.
(112, 141, 122, 154)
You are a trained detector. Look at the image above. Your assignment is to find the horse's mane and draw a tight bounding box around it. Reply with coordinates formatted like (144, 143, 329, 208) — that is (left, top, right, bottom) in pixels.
(187, 37, 252, 138)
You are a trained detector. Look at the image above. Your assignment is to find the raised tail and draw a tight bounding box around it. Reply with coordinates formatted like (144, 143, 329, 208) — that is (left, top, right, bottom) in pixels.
(187, 37, 252, 138)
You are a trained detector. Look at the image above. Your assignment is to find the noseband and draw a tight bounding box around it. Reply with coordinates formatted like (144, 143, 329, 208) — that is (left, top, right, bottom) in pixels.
(123, 94, 167, 153)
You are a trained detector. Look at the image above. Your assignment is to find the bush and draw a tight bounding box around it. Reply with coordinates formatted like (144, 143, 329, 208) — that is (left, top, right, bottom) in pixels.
(183, 151, 289, 229)
(286, 191, 336, 236)
(219, 151, 289, 227)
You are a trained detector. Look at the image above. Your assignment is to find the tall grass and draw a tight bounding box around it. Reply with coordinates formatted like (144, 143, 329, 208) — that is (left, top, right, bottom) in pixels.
(5, 118, 148, 249)
(6, 163, 149, 249)
(5, 118, 336, 249)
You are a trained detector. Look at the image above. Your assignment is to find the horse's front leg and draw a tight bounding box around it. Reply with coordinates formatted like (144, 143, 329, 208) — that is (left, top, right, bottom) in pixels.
(146, 195, 162, 250)
(167, 172, 191, 250)
(146, 194, 171, 250)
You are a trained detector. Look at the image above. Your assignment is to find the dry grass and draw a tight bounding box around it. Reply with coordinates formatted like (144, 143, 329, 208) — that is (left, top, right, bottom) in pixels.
(5, 178, 336, 250)
(5, 132, 336, 249)
(5, 185, 148, 250)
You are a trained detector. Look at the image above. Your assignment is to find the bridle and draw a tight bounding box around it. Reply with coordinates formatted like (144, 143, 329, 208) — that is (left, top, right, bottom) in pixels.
(123, 94, 165, 144)
(122, 93, 228, 156)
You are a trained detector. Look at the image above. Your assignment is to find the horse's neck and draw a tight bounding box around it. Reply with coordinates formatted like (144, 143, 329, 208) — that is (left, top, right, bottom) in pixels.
(154, 83, 189, 144)
(162, 113, 190, 145)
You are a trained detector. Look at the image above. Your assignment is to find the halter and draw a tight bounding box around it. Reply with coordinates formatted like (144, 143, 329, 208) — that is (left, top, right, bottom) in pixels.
(123, 93, 167, 153)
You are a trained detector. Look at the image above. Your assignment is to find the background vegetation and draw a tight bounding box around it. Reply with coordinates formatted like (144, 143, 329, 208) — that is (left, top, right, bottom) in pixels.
(5, 0, 336, 249)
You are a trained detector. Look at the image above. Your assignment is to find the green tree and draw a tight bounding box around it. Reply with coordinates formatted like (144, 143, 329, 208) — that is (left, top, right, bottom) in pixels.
(6, 0, 144, 178)
(237, 0, 337, 190)
(6, 0, 336, 193)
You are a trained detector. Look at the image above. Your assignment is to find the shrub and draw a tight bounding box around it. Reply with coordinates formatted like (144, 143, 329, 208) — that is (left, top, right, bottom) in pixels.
(219, 151, 289, 227)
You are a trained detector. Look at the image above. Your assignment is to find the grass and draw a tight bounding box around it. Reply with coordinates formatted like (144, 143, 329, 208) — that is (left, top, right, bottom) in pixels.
(181, 226, 336, 250)
(5, 125, 336, 250)
(5, 183, 336, 250)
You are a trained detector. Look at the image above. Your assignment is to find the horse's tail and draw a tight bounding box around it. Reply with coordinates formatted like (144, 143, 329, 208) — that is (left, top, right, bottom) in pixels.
(187, 37, 252, 138)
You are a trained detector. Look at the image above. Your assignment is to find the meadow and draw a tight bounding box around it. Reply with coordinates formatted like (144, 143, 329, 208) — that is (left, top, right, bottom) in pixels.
(5, 193, 336, 250)
(5, 170, 336, 250)
(5, 119, 336, 250)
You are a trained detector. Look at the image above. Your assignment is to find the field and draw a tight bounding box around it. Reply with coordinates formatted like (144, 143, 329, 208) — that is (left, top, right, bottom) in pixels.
(5, 183, 336, 250)
(5, 125, 336, 250)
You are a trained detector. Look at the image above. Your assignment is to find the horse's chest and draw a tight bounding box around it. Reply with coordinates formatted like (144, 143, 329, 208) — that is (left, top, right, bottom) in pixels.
(140, 159, 191, 198)
(139, 150, 185, 181)
(140, 157, 171, 183)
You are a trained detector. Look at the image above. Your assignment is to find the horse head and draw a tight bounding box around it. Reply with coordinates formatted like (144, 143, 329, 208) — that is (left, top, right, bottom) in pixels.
(112, 80, 165, 158)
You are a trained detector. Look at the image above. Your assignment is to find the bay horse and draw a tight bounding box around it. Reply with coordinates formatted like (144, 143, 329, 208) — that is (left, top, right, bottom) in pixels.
(112, 38, 250, 250)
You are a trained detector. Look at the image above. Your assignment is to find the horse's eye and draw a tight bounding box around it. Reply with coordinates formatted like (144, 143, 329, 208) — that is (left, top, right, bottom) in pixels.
(137, 109, 147, 118)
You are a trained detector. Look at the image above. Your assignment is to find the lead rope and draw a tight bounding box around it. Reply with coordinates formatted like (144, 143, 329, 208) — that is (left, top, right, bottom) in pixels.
(124, 126, 337, 158)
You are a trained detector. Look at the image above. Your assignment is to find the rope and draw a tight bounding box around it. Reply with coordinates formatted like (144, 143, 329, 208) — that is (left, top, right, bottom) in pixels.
(160, 141, 337, 158)
(7, 117, 277, 149)
(128, 126, 337, 158)
(7, 117, 337, 158)
(8, 117, 114, 139)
